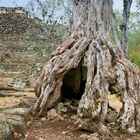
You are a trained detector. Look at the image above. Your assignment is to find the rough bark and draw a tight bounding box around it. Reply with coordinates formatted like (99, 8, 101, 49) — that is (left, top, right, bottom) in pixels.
(32, 0, 140, 134)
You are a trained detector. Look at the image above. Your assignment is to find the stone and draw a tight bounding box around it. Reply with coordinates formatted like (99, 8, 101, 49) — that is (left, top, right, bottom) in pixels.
(60, 107, 68, 113)
(47, 109, 57, 120)
(0, 112, 27, 138)
(13, 132, 22, 139)
(57, 102, 68, 113)
(108, 94, 122, 113)
(57, 102, 64, 110)
(41, 117, 47, 121)
(72, 99, 79, 106)
(2, 108, 30, 120)
(63, 114, 68, 118)
(63, 101, 72, 106)
(27, 121, 32, 127)
(89, 133, 99, 140)
(6, 115, 27, 135)
(38, 138, 45, 140)
(0, 108, 30, 138)
(61, 131, 67, 134)
(90, 138, 99, 140)
(37, 67, 41, 71)
(80, 133, 99, 140)
(71, 115, 78, 121)
(0, 120, 13, 140)
(80, 134, 88, 140)
(47, 109, 63, 120)
(25, 134, 28, 138)
(13, 82, 26, 90)
(28, 77, 37, 87)
(18, 98, 35, 108)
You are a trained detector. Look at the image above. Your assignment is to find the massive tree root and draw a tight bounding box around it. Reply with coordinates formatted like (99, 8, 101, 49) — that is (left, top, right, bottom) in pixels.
(32, 32, 140, 134)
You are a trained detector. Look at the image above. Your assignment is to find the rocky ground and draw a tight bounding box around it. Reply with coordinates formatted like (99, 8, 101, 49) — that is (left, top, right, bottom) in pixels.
(25, 100, 126, 140)
(1, 76, 140, 140)
(0, 10, 68, 89)
(0, 96, 138, 140)
(23, 100, 140, 140)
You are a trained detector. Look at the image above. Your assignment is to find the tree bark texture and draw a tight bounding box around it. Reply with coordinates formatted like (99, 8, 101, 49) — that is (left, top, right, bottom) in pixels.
(32, 0, 140, 134)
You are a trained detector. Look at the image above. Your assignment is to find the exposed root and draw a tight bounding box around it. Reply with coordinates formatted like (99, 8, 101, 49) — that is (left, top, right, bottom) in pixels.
(32, 34, 140, 134)
(78, 118, 110, 135)
(32, 37, 91, 116)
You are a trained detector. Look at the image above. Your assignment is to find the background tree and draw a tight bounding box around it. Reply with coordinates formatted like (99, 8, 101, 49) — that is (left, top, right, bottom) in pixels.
(136, 0, 140, 22)
(112, 0, 133, 55)
(121, 0, 133, 54)
(112, 1, 140, 65)
(26, 0, 134, 56)
(112, 12, 121, 48)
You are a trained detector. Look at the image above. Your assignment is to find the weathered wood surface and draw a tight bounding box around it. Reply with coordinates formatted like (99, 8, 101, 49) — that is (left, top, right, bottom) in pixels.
(32, 0, 140, 134)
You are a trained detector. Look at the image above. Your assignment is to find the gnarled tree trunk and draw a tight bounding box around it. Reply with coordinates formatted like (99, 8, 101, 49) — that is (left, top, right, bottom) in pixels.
(32, 0, 140, 134)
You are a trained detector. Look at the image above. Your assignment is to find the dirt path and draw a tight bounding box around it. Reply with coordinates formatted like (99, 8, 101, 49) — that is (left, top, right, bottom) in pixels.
(25, 117, 140, 140)
(25, 117, 85, 140)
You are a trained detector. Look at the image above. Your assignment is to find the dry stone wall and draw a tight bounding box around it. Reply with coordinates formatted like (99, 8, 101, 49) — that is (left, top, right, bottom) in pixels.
(0, 7, 68, 88)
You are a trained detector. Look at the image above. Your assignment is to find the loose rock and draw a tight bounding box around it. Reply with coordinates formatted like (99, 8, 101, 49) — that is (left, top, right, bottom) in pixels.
(80, 133, 99, 140)
(2, 108, 30, 120)
(71, 115, 78, 121)
(0, 120, 13, 140)
(47, 109, 63, 120)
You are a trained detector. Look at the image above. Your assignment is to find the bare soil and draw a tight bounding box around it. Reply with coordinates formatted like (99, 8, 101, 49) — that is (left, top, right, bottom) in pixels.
(25, 113, 131, 140)
(25, 117, 84, 140)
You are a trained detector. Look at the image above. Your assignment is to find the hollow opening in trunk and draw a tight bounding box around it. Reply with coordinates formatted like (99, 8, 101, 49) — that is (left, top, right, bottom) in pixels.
(61, 65, 87, 101)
